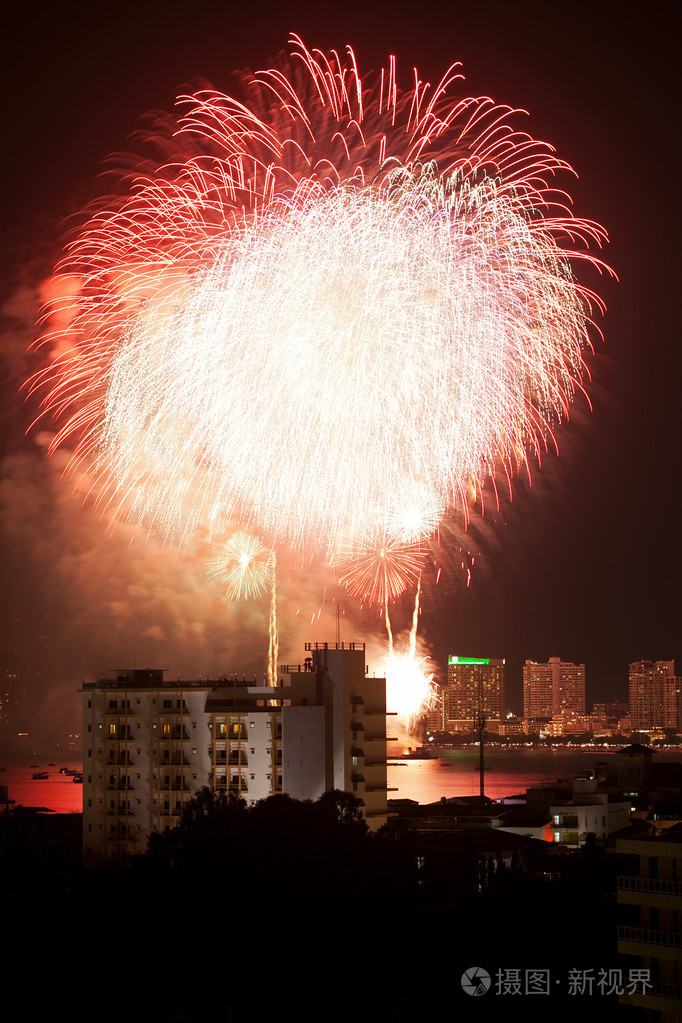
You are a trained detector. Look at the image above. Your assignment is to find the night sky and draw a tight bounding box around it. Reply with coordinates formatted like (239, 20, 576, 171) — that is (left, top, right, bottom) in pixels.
(1, 0, 680, 746)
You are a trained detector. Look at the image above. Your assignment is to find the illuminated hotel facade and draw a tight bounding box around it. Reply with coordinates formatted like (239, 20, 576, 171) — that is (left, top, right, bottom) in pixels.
(628, 660, 680, 733)
(441, 655, 505, 733)
(523, 657, 586, 726)
(82, 642, 388, 865)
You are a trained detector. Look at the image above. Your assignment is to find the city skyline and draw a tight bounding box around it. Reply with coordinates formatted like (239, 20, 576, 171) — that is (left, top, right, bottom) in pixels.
(1, 0, 680, 748)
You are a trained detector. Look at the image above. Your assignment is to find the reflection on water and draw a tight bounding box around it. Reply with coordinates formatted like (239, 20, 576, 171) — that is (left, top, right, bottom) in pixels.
(387, 748, 682, 803)
(2, 760, 83, 814)
(2, 748, 680, 813)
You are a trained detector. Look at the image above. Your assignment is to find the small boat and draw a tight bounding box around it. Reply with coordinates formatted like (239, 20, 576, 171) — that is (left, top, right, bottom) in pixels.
(72, 775, 83, 784)
(32, 772, 49, 780)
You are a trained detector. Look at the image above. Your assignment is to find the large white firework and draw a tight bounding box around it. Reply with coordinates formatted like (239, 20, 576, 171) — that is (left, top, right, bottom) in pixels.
(31, 38, 610, 594)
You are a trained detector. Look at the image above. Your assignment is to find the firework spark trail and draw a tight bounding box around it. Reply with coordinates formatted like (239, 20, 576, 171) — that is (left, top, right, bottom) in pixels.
(408, 573, 422, 663)
(384, 599, 394, 658)
(268, 551, 278, 686)
(383, 584, 436, 728)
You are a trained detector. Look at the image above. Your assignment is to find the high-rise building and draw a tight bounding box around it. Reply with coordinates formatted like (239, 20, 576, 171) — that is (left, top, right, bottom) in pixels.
(82, 642, 387, 865)
(523, 657, 586, 722)
(442, 655, 505, 733)
(628, 660, 679, 732)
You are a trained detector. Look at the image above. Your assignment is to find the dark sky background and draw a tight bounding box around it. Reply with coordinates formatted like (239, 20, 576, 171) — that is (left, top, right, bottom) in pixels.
(1, 0, 680, 746)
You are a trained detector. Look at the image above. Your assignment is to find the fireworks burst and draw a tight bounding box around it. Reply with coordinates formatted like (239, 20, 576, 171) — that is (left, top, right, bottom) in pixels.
(30, 36, 609, 565)
(207, 531, 272, 601)
(27, 37, 610, 706)
(335, 526, 427, 605)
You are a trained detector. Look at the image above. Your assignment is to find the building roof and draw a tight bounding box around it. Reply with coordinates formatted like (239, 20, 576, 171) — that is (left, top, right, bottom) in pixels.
(617, 743, 655, 757)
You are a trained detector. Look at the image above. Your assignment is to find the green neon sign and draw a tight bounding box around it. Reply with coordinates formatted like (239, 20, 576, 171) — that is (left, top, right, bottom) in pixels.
(448, 656, 490, 665)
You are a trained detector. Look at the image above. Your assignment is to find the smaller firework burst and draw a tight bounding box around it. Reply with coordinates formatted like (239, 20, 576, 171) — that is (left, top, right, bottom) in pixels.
(385, 479, 444, 544)
(208, 531, 272, 602)
(335, 527, 427, 605)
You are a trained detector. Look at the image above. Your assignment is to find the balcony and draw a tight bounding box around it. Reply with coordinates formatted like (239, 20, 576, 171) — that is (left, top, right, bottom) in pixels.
(110, 830, 132, 842)
(618, 925, 682, 960)
(105, 729, 133, 741)
(213, 724, 248, 741)
(618, 876, 682, 898)
(620, 981, 682, 1014)
(228, 756, 249, 767)
(105, 805, 133, 817)
(159, 729, 191, 741)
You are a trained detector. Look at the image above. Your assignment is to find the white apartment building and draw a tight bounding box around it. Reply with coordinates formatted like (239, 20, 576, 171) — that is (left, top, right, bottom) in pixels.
(82, 642, 387, 865)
